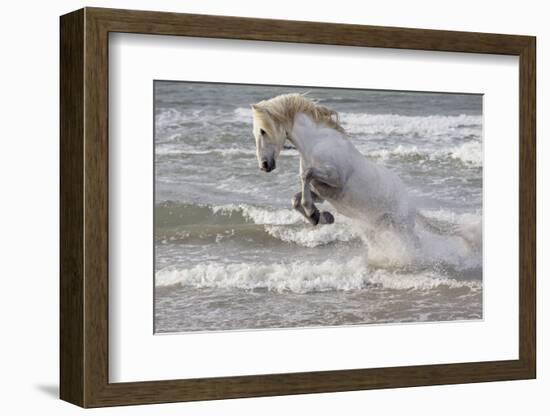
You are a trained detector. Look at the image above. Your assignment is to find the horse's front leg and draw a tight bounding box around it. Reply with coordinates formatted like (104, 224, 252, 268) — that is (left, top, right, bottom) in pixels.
(300, 173, 316, 217)
(299, 166, 341, 225)
(301, 165, 343, 213)
(291, 191, 333, 226)
(302, 166, 343, 190)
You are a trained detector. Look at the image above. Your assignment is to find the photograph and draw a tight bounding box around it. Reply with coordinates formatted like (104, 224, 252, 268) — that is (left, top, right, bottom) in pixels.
(153, 81, 483, 334)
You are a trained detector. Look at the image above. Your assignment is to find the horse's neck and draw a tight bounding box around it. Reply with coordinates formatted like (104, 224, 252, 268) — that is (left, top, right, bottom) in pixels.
(288, 113, 321, 158)
(289, 112, 341, 162)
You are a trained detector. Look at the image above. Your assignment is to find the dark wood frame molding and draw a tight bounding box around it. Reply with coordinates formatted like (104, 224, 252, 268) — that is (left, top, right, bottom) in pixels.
(60, 7, 536, 408)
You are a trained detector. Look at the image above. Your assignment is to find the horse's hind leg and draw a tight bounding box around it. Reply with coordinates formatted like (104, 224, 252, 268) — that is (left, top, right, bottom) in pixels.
(291, 192, 334, 226)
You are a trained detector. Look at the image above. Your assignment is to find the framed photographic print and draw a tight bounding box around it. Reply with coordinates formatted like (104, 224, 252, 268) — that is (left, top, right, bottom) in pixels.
(60, 7, 536, 408)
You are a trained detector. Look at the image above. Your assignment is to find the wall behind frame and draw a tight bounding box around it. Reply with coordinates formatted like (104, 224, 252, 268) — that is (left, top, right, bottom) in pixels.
(0, 0, 545, 415)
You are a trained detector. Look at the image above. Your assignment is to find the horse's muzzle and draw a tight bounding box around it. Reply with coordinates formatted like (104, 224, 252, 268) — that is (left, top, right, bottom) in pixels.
(261, 159, 275, 172)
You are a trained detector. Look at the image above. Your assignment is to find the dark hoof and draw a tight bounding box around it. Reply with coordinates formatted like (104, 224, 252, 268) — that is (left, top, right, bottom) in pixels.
(320, 211, 334, 224)
(308, 209, 320, 226)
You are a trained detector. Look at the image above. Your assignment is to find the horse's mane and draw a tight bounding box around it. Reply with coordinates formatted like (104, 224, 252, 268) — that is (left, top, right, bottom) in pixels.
(253, 93, 346, 134)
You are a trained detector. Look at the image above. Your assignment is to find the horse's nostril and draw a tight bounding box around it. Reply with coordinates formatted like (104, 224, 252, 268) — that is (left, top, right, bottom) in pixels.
(261, 160, 269, 170)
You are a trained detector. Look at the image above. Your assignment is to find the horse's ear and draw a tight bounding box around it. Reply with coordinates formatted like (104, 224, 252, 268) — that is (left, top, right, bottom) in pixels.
(252, 104, 273, 119)
(252, 104, 268, 113)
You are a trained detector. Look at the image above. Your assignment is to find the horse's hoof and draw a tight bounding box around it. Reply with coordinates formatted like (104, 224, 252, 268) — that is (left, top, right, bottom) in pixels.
(320, 211, 334, 224)
(308, 209, 320, 226)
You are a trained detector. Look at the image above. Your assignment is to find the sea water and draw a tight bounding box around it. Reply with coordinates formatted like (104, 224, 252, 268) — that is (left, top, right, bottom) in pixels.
(154, 81, 482, 333)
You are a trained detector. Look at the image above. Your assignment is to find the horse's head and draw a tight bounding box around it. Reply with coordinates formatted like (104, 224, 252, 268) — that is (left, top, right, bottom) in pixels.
(251, 104, 286, 172)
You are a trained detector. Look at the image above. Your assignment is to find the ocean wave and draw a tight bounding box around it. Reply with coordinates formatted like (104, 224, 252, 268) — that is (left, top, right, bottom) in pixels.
(449, 141, 482, 165)
(156, 201, 302, 226)
(265, 222, 359, 248)
(233, 107, 252, 122)
(157, 223, 269, 245)
(368, 268, 481, 291)
(155, 108, 203, 134)
(233, 108, 482, 136)
(359, 225, 482, 271)
(156, 108, 482, 168)
(367, 140, 482, 167)
(156, 145, 259, 157)
(156, 107, 250, 135)
(419, 208, 482, 252)
(211, 203, 303, 225)
(340, 113, 482, 137)
(158, 108, 481, 139)
(157, 201, 360, 247)
(420, 208, 481, 225)
(155, 108, 186, 128)
(155, 256, 481, 294)
(156, 202, 482, 266)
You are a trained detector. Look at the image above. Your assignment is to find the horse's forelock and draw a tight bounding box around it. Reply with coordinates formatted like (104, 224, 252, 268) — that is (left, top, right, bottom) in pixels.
(252, 106, 277, 136)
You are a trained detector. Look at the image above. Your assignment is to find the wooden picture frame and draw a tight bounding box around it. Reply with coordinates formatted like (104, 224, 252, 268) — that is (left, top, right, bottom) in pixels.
(60, 7, 536, 408)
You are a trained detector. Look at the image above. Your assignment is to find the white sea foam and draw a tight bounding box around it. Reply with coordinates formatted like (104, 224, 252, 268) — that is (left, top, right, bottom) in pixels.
(156, 206, 482, 294)
(161, 200, 482, 270)
(265, 220, 359, 248)
(155, 108, 183, 130)
(212, 204, 303, 225)
(367, 140, 482, 167)
(233, 107, 252, 122)
(205, 204, 482, 264)
(419, 208, 482, 252)
(449, 141, 482, 165)
(340, 113, 482, 137)
(157, 107, 250, 133)
(155, 108, 203, 133)
(156, 145, 258, 157)
(155, 256, 481, 293)
(208, 204, 360, 247)
(159, 108, 481, 139)
(233, 108, 482, 135)
(156, 109, 482, 167)
(356, 222, 482, 272)
(420, 208, 481, 225)
(367, 269, 481, 291)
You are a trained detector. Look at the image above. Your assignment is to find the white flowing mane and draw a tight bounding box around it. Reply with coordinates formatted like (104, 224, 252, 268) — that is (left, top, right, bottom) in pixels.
(252, 93, 346, 135)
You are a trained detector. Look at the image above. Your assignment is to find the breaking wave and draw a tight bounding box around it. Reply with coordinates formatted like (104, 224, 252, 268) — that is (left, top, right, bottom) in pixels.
(157, 202, 480, 249)
(157, 108, 482, 140)
(367, 141, 481, 167)
(340, 113, 482, 137)
(156, 201, 482, 293)
(156, 108, 481, 167)
(156, 256, 481, 293)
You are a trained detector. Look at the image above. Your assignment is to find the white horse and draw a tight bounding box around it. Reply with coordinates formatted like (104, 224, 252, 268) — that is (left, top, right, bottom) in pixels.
(251, 93, 416, 233)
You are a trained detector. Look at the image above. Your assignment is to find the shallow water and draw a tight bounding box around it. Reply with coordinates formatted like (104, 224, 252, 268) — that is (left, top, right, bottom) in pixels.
(154, 81, 483, 333)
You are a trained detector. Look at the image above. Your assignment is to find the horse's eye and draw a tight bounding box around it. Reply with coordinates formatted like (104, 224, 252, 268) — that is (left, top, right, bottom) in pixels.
(260, 128, 266, 136)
